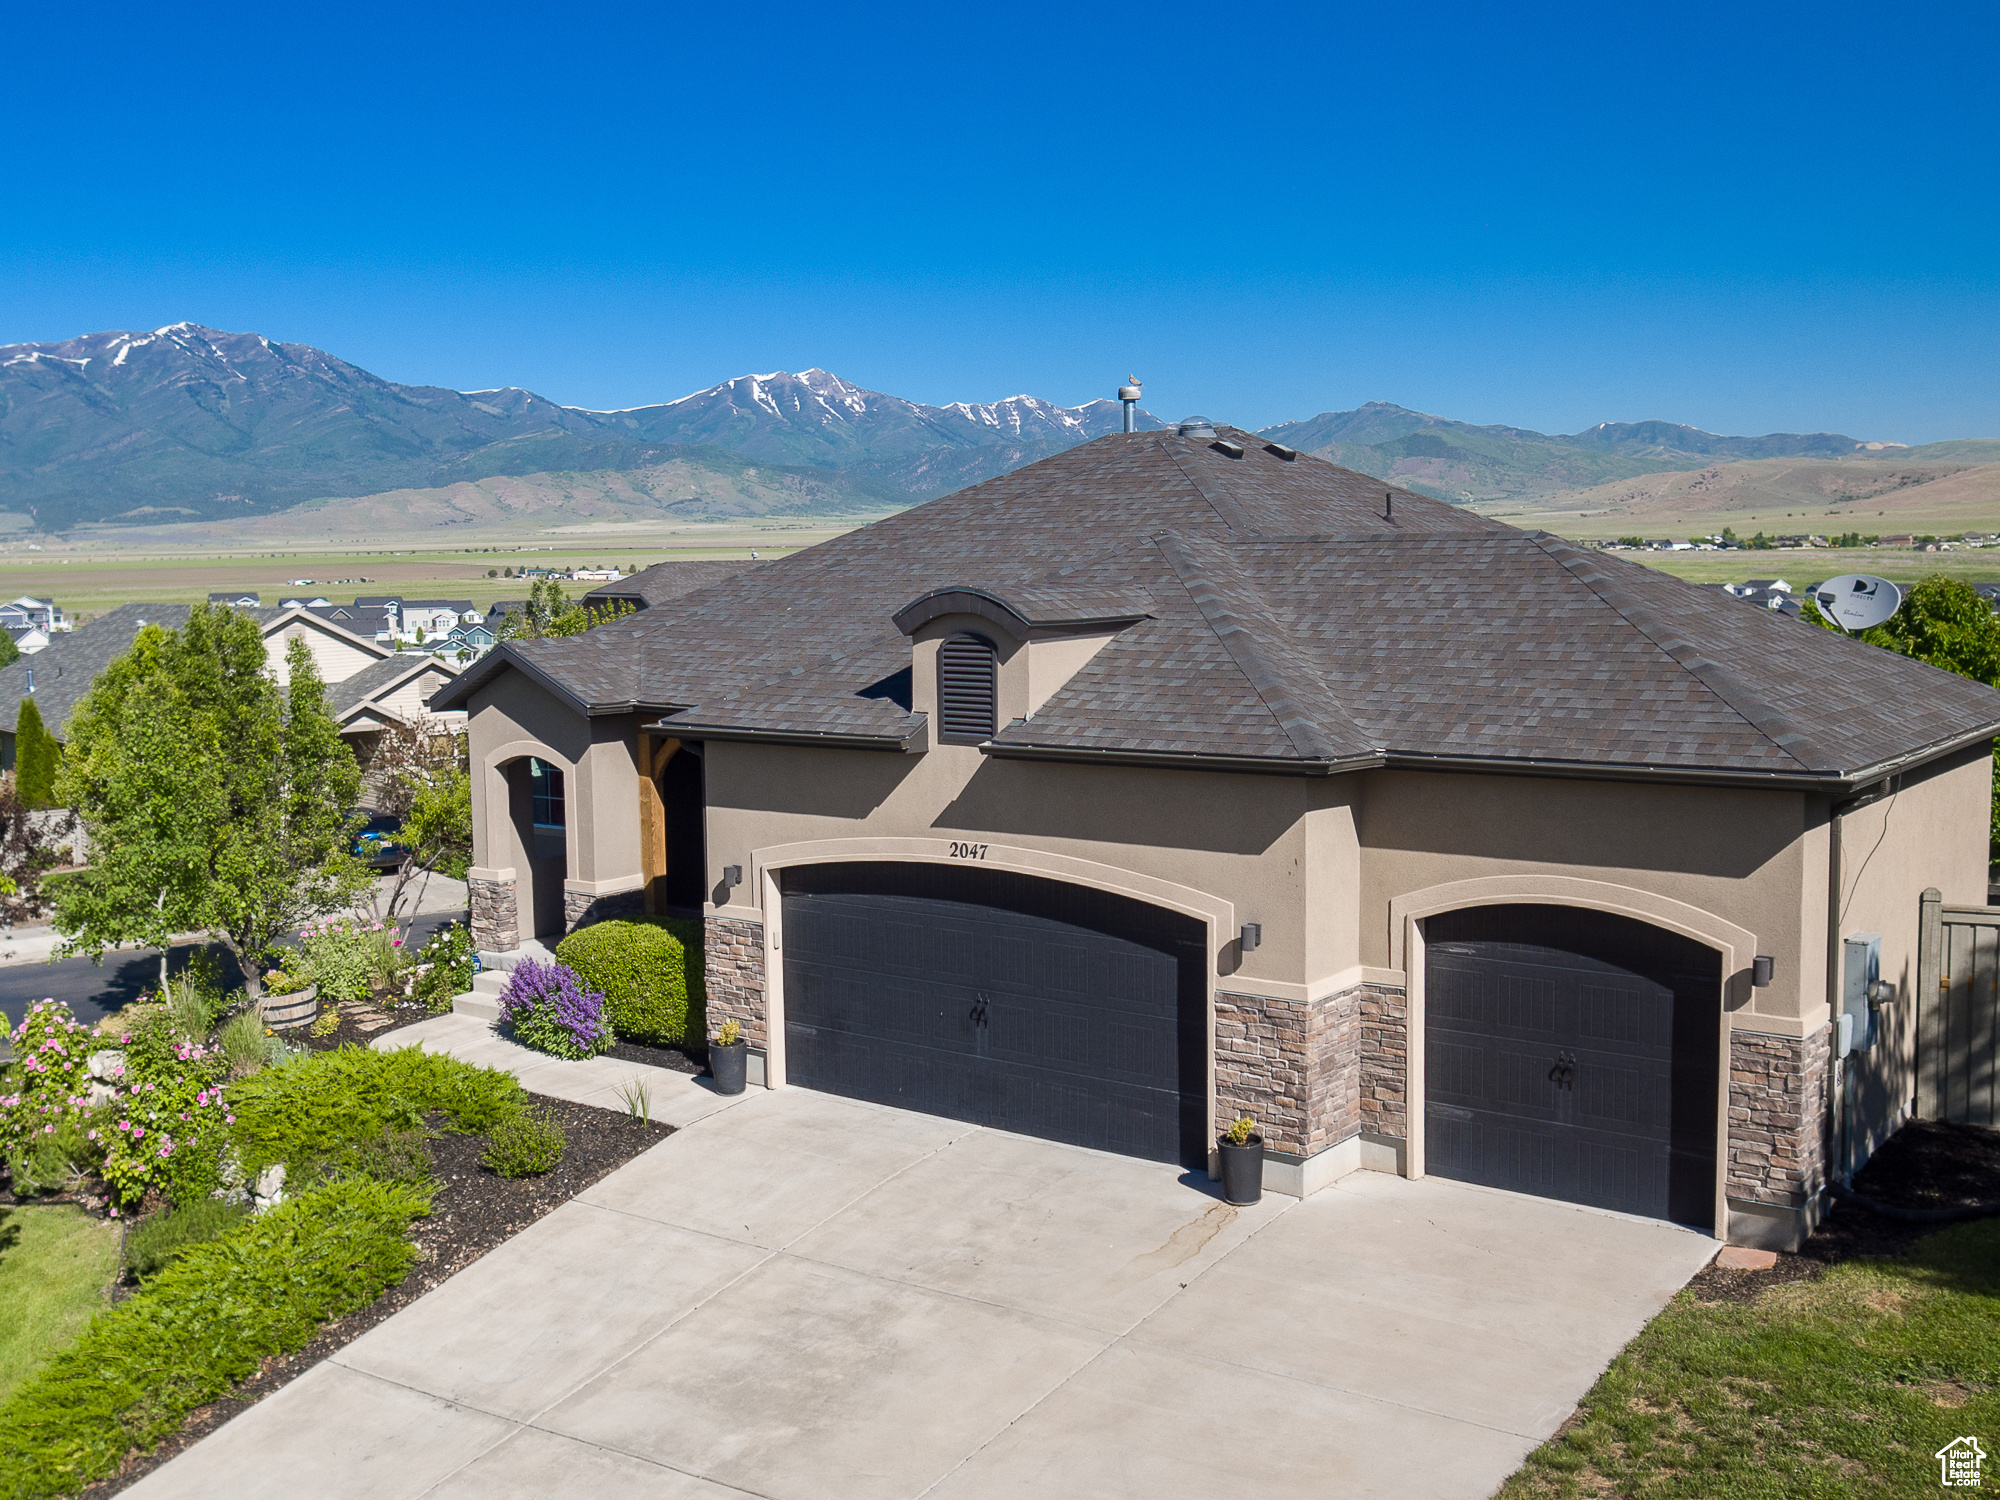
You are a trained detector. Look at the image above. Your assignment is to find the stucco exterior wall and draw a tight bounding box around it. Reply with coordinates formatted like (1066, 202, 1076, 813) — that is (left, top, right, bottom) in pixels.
(1355, 769, 1819, 1030)
(1831, 743, 1991, 1164)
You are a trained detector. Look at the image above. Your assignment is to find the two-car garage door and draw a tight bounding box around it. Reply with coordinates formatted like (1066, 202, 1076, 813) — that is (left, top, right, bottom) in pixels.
(780, 863, 1208, 1168)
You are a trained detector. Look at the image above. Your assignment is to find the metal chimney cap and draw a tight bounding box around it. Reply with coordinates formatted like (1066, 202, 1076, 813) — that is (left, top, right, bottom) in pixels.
(1117, 384, 1142, 402)
(1177, 416, 1217, 438)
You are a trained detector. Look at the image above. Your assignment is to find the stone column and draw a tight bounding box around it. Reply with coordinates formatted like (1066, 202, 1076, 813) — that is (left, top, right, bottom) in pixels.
(468, 871, 519, 953)
(1727, 1025, 1833, 1228)
(704, 915, 767, 1047)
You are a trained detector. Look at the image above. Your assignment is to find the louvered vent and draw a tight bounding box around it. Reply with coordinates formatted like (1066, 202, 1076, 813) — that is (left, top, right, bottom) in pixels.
(938, 634, 997, 741)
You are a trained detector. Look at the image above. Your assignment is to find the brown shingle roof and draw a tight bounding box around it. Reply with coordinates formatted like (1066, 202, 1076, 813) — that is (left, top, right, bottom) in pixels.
(436, 428, 2000, 786)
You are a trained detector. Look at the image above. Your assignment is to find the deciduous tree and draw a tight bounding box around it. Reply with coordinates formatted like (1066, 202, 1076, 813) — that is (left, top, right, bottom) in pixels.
(51, 606, 370, 994)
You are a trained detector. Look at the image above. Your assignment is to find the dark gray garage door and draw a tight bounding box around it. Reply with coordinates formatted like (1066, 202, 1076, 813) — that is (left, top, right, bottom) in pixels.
(1424, 905, 1719, 1229)
(781, 863, 1207, 1167)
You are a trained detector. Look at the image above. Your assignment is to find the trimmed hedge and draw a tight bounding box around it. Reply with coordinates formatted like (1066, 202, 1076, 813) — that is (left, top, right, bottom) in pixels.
(555, 917, 705, 1045)
(226, 1044, 526, 1175)
(0, 1176, 431, 1499)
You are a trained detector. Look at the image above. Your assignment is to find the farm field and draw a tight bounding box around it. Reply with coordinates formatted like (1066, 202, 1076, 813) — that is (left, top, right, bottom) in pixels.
(1625, 548, 2000, 590)
(0, 520, 859, 622)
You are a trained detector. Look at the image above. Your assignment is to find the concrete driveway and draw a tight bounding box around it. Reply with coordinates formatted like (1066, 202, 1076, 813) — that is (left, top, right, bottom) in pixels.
(126, 1080, 1716, 1500)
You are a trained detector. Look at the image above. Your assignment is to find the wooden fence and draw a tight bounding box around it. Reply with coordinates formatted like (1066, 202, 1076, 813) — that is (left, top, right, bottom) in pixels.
(1917, 888, 2000, 1128)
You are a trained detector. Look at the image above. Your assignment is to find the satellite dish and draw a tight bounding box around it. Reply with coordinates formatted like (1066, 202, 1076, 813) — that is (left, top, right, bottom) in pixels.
(1812, 574, 1902, 632)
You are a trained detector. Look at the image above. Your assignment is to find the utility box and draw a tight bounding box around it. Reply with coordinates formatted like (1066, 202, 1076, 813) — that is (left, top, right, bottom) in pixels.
(1840, 931, 1881, 1056)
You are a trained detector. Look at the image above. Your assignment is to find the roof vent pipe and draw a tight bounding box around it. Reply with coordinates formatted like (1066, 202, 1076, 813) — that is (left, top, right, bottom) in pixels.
(1118, 376, 1142, 433)
(1177, 416, 1216, 439)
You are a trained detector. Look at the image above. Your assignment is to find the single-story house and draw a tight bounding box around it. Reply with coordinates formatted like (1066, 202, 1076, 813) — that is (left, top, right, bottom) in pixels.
(0, 601, 461, 769)
(435, 422, 2000, 1249)
(208, 591, 261, 607)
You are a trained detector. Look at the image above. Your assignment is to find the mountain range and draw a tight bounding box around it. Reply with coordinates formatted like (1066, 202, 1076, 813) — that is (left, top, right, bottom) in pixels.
(0, 323, 1970, 531)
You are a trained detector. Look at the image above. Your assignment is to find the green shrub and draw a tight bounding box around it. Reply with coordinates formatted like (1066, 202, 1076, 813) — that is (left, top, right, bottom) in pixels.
(1, 1000, 97, 1168)
(225, 1044, 523, 1176)
(409, 921, 477, 1013)
(298, 1126, 433, 1189)
(7, 1117, 99, 1199)
(482, 1108, 565, 1177)
(216, 1007, 277, 1078)
(121, 1198, 251, 1280)
(554, 916, 705, 1045)
(0, 1175, 429, 1498)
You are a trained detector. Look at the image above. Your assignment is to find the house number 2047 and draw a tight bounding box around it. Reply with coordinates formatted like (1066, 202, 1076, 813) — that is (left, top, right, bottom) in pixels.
(947, 841, 989, 860)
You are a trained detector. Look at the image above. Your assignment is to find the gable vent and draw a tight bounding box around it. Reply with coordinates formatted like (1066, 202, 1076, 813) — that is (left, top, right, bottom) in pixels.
(938, 634, 997, 741)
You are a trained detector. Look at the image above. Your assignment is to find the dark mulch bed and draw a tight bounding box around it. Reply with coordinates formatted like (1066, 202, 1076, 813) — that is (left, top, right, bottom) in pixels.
(606, 1036, 704, 1075)
(75, 1094, 672, 1498)
(1688, 1119, 2000, 1304)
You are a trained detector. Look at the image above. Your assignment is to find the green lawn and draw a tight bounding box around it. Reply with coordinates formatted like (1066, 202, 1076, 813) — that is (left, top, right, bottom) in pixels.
(1500, 1220, 2000, 1499)
(0, 1205, 120, 1406)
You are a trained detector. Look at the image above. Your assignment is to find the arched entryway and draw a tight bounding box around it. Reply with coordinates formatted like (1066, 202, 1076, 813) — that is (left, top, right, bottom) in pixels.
(776, 861, 1209, 1167)
(1422, 904, 1720, 1230)
(502, 755, 569, 940)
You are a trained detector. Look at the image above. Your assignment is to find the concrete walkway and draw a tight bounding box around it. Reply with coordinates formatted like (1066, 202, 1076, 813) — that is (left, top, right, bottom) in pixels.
(363, 1012, 734, 1123)
(125, 1056, 1717, 1500)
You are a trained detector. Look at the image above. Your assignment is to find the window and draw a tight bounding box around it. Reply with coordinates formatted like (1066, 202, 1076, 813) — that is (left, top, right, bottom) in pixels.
(530, 757, 565, 828)
(938, 634, 997, 741)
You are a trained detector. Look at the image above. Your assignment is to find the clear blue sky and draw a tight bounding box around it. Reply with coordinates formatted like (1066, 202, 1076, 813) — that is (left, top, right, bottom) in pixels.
(7, 1, 1996, 441)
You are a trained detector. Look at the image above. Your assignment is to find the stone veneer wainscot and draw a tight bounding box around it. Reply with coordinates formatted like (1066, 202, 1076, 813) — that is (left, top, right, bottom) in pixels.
(705, 915, 767, 1048)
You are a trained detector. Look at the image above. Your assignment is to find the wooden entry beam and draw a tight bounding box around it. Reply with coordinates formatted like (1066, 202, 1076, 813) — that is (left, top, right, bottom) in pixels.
(638, 735, 680, 914)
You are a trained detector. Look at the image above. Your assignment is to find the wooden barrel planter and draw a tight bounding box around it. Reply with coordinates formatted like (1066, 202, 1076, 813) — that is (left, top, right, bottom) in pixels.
(262, 985, 320, 1031)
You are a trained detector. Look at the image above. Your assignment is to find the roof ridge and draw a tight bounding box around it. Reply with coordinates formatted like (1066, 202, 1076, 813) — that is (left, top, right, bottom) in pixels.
(1532, 534, 1832, 772)
(1159, 438, 1263, 535)
(1154, 531, 1375, 763)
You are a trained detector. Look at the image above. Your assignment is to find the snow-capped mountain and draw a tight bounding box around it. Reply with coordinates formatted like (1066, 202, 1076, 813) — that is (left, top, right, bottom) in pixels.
(0, 330, 1160, 528)
(592, 367, 1162, 478)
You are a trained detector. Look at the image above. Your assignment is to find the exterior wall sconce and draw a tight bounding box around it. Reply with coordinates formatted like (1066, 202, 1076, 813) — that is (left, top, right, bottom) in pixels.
(1240, 922, 1261, 952)
(1752, 955, 1775, 987)
(723, 865, 743, 889)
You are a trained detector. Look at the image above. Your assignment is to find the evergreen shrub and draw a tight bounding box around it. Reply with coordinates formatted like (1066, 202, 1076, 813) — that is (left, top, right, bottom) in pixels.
(121, 1198, 250, 1279)
(225, 1044, 524, 1175)
(554, 917, 704, 1045)
(14, 698, 59, 810)
(0, 1175, 429, 1498)
(482, 1107, 565, 1177)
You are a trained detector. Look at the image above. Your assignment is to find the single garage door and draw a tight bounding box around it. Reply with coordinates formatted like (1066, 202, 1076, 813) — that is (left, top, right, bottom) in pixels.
(1424, 905, 1719, 1229)
(781, 863, 1207, 1167)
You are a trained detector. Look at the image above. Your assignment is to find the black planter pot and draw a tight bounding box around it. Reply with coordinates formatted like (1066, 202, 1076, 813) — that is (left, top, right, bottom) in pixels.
(1217, 1135, 1264, 1205)
(710, 1040, 748, 1095)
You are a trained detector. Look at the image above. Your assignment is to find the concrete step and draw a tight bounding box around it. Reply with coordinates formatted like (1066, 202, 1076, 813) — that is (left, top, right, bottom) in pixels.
(471, 969, 510, 997)
(453, 990, 499, 1021)
(474, 939, 556, 973)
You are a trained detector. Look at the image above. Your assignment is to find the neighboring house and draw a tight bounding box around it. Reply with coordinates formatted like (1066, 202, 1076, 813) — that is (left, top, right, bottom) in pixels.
(331, 654, 468, 760)
(356, 597, 482, 643)
(583, 559, 764, 614)
(571, 568, 623, 581)
(207, 591, 261, 607)
(304, 602, 396, 642)
(9, 597, 68, 633)
(0, 602, 459, 768)
(1717, 584, 1801, 618)
(435, 423, 2000, 1252)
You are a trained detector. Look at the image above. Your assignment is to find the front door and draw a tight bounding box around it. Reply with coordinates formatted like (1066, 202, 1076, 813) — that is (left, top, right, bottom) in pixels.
(1423, 904, 1719, 1228)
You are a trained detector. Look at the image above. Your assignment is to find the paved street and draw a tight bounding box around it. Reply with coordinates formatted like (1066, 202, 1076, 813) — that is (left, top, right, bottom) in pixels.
(0, 908, 467, 1034)
(125, 1069, 1718, 1500)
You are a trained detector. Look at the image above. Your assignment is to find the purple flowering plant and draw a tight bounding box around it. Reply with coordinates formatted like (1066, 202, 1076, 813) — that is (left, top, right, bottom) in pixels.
(497, 958, 613, 1060)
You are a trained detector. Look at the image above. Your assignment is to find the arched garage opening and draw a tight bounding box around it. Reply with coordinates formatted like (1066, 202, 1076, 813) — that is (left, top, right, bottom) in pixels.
(779, 862, 1209, 1168)
(502, 755, 568, 941)
(1423, 904, 1720, 1230)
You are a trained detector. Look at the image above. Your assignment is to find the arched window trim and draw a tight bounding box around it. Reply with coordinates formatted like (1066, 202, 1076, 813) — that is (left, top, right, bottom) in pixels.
(937, 633, 998, 742)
